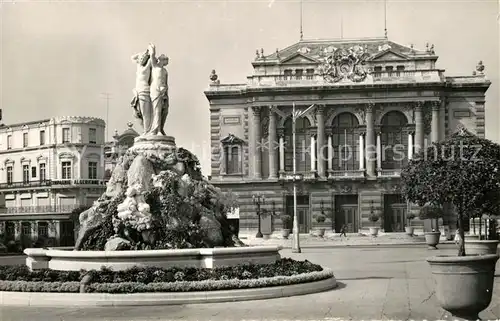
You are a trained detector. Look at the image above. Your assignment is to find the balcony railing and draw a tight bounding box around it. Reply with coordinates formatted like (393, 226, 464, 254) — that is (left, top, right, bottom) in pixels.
(328, 170, 366, 179)
(244, 70, 444, 88)
(377, 169, 401, 177)
(0, 179, 106, 190)
(1, 204, 80, 214)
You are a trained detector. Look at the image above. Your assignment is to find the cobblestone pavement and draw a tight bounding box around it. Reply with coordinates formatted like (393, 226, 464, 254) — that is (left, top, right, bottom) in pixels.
(0, 244, 499, 321)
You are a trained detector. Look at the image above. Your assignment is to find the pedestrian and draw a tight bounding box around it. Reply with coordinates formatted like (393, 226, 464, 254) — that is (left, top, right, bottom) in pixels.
(454, 228, 462, 245)
(340, 224, 347, 239)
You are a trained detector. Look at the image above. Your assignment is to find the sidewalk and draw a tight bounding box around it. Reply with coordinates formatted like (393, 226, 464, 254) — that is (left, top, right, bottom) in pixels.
(241, 232, 455, 248)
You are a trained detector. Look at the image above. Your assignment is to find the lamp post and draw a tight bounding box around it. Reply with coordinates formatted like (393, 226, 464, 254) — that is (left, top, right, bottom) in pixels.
(252, 193, 265, 238)
(291, 103, 315, 253)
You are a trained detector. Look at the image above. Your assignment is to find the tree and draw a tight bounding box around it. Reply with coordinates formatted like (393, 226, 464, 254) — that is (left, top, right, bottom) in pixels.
(418, 204, 443, 231)
(401, 128, 500, 256)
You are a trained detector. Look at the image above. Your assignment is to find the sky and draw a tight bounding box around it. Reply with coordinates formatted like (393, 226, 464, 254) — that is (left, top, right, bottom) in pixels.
(0, 0, 498, 175)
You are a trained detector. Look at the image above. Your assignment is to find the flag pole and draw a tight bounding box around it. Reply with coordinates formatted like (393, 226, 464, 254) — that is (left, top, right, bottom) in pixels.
(292, 102, 301, 253)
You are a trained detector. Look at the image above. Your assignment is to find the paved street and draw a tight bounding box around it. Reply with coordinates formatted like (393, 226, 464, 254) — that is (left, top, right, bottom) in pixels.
(0, 244, 499, 321)
(241, 232, 452, 248)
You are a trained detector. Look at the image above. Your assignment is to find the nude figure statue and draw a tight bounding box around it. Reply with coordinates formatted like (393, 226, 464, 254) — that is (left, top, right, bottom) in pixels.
(130, 49, 153, 135)
(148, 43, 169, 135)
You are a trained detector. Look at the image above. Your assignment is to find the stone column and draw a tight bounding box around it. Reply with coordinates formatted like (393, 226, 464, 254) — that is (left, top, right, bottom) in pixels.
(365, 103, 376, 176)
(310, 135, 316, 172)
(359, 133, 365, 170)
(431, 101, 440, 143)
(439, 99, 446, 141)
(414, 102, 425, 153)
(252, 106, 262, 179)
(376, 132, 382, 170)
(408, 132, 413, 160)
(14, 222, 20, 241)
(327, 134, 333, 173)
(316, 106, 326, 178)
(268, 107, 277, 179)
(278, 129, 285, 174)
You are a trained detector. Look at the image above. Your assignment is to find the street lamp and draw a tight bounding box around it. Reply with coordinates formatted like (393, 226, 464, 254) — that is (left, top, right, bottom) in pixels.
(252, 193, 265, 238)
(291, 102, 316, 253)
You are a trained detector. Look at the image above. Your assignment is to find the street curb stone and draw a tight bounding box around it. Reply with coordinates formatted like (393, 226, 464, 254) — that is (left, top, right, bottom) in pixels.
(0, 277, 338, 307)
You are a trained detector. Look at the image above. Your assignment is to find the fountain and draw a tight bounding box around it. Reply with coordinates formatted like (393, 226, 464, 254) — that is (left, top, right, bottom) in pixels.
(8, 44, 336, 306)
(25, 43, 281, 271)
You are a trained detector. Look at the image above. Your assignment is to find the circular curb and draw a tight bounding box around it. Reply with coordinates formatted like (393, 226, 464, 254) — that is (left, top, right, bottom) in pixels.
(0, 277, 337, 307)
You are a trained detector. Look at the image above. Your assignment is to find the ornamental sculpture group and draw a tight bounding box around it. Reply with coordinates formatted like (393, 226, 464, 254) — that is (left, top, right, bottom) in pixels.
(73, 44, 243, 251)
(318, 45, 370, 83)
(131, 43, 169, 136)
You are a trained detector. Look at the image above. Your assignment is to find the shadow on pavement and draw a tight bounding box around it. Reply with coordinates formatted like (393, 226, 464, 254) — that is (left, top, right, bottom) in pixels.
(373, 260, 422, 263)
(337, 276, 393, 281)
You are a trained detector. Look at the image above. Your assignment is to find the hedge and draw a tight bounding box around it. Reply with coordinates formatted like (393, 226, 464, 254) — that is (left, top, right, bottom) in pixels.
(0, 269, 334, 293)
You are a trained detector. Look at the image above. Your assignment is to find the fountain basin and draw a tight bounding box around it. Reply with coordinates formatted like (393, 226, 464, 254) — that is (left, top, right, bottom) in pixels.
(24, 246, 282, 271)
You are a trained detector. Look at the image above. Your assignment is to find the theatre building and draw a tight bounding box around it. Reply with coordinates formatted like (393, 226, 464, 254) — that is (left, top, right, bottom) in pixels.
(0, 116, 107, 248)
(204, 37, 490, 236)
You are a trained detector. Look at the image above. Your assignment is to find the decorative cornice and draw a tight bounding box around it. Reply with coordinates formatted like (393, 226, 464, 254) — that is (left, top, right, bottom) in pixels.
(366, 102, 376, 113)
(58, 152, 76, 160)
(220, 133, 246, 145)
(354, 106, 366, 125)
(251, 106, 262, 116)
(36, 155, 48, 163)
(20, 156, 31, 164)
(414, 101, 424, 111)
(315, 104, 326, 115)
(431, 101, 440, 110)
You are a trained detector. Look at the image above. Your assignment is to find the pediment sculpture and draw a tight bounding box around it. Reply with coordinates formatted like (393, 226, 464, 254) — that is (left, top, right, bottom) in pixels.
(318, 45, 370, 83)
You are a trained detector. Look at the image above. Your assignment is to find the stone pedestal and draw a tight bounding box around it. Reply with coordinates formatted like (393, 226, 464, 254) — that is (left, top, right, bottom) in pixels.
(129, 135, 177, 157)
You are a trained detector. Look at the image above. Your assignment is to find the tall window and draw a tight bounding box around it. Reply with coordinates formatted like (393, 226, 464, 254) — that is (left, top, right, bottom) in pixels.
(224, 146, 241, 174)
(61, 161, 72, 179)
(6, 166, 13, 184)
(284, 117, 311, 172)
(306, 69, 314, 79)
(88, 161, 97, 179)
(37, 222, 48, 237)
(294, 69, 303, 80)
(39, 130, 46, 145)
(23, 133, 28, 147)
(331, 113, 359, 171)
(380, 111, 408, 169)
(31, 166, 36, 178)
(89, 128, 97, 144)
(7, 135, 12, 149)
(283, 69, 292, 80)
(39, 163, 46, 181)
(22, 165, 30, 183)
(62, 128, 70, 143)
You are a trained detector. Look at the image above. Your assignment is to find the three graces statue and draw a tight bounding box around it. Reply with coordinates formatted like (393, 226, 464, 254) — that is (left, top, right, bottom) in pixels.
(131, 43, 169, 136)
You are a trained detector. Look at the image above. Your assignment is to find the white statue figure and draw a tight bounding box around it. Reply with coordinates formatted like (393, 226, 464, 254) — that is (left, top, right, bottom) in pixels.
(130, 48, 154, 135)
(148, 43, 169, 135)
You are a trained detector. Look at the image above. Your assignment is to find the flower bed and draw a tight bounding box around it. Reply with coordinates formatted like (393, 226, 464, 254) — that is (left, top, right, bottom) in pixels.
(0, 258, 333, 294)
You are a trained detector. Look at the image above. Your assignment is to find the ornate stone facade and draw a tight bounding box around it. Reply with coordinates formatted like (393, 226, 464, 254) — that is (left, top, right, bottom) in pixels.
(205, 37, 491, 236)
(0, 116, 108, 248)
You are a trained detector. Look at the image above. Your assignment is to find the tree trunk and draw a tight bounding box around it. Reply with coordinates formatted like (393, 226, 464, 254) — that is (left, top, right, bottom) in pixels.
(457, 211, 466, 256)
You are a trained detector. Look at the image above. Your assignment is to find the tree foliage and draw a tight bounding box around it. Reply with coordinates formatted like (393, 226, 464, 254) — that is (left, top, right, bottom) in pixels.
(418, 204, 444, 220)
(401, 128, 500, 255)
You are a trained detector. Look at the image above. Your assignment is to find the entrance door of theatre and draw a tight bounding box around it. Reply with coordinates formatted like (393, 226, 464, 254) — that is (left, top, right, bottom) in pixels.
(334, 195, 359, 233)
(285, 195, 310, 233)
(383, 194, 407, 232)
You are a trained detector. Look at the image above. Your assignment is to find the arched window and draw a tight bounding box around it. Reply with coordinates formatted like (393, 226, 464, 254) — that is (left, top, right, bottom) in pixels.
(380, 111, 408, 169)
(331, 113, 359, 171)
(284, 117, 311, 172)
